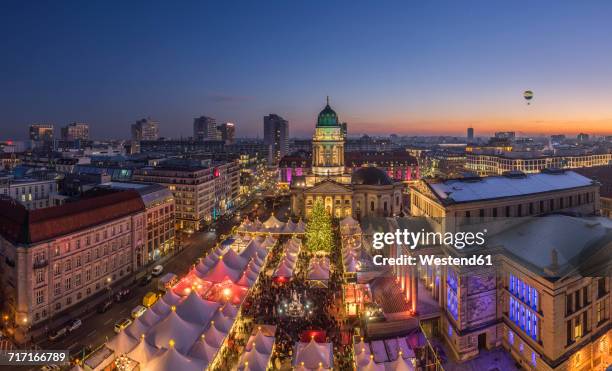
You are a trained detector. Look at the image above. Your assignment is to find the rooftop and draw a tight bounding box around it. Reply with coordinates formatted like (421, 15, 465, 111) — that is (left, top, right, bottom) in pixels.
(0, 189, 145, 244)
(427, 170, 594, 204)
(488, 215, 612, 279)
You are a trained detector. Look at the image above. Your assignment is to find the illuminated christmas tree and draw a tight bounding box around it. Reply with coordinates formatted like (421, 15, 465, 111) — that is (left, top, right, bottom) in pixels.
(306, 200, 333, 252)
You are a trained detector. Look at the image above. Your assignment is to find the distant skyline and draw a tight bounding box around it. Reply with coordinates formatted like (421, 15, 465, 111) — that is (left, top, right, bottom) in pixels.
(2, 1, 612, 140)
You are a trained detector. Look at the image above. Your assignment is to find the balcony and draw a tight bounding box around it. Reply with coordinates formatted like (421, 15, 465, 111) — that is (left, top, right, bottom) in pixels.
(33, 259, 48, 269)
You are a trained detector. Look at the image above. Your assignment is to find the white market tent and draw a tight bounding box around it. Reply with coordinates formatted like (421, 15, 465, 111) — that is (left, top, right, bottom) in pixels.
(146, 310, 203, 354)
(201, 257, 243, 283)
(176, 291, 221, 325)
(127, 335, 160, 367)
(140, 307, 162, 327)
(188, 334, 219, 366)
(106, 329, 137, 354)
(145, 345, 205, 371)
(125, 317, 150, 339)
(292, 338, 333, 370)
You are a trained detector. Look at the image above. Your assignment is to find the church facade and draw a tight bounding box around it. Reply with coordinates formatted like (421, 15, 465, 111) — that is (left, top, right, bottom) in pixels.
(290, 100, 404, 219)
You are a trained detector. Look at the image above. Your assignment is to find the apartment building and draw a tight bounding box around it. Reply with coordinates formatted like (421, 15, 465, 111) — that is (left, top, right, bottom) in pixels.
(466, 151, 612, 176)
(575, 165, 612, 219)
(132, 160, 240, 233)
(0, 190, 146, 344)
(100, 182, 176, 265)
(0, 176, 59, 209)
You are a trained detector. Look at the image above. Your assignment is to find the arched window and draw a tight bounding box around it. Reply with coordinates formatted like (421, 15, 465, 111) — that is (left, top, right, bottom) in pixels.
(370, 201, 375, 211)
(384, 202, 388, 211)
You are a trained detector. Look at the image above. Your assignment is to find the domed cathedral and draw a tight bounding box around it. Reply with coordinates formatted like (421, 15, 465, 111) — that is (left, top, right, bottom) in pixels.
(290, 98, 404, 219)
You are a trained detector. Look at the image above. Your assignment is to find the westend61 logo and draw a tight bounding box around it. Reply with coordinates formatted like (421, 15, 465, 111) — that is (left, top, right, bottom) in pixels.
(372, 229, 487, 250)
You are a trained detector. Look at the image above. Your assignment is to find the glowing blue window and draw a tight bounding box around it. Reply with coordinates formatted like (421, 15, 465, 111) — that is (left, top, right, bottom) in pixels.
(531, 352, 537, 366)
(508, 330, 514, 345)
(448, 324, 453, 337)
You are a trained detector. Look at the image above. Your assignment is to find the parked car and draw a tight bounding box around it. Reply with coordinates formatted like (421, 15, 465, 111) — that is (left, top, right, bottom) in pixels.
(67, 319, 82, 332)
(131, 305, 147, 319)
(48, 327, 67, 341)
(114, 318, 132, 333)
(97, 300, 113, 313)
(139, 274, 153, 286)
(151, 265, 163, 276)
(115, 288, 131, 302)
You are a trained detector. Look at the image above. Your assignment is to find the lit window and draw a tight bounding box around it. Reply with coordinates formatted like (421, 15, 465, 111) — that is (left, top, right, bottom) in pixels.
(508, 330, 514, 345)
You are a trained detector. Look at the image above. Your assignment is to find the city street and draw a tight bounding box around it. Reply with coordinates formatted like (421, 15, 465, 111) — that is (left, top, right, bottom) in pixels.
(31, 195, 286, 366)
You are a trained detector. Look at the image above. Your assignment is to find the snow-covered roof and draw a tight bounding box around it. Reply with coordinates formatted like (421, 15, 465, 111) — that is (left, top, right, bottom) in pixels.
(428, 171, 594, 203)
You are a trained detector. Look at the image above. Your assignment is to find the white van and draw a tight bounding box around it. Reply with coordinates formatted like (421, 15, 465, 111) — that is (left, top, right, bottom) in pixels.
(151, 265, 163, 276)
(131, 305, 147, 319)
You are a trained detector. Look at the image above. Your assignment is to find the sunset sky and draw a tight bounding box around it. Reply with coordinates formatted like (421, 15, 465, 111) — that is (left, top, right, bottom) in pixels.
(1, 0, 612, 139)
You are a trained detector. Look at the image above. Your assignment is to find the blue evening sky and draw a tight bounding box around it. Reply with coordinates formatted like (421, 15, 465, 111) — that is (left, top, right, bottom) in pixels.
(1, 0, 612, 139)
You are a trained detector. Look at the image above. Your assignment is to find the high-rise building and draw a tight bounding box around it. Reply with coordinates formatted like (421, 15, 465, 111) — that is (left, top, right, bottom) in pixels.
(193, 116, 218, 141)
(263, 114, 289, 165)
(467, 127, 474, 143)
(131, 117, 159, 141)
(29, 124, 54, 142)
(495, 131, 516, 140)
(61, 122, 89, 141)
(217, 122, 235, 144)
(577, 133, 590, 142)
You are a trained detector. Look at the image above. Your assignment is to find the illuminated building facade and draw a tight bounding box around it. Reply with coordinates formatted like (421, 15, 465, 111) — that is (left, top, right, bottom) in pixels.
(290, 100, 403, 219)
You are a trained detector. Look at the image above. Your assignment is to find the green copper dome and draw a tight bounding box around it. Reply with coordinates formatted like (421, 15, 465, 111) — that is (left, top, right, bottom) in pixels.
(317, 98, 340, 127)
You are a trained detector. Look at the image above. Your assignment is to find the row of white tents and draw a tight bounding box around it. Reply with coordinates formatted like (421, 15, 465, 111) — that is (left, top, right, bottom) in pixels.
(237, 215, 306, 235)
(233, 325, 276, 371)
(307, 256, 330, 281)
(354, 336, 416, 371)
(273, 237, 302, 279)
(91, 235, 278, 371)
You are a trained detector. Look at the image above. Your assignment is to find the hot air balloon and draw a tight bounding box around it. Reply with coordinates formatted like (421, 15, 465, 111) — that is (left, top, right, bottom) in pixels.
(523, 90, 534, 105)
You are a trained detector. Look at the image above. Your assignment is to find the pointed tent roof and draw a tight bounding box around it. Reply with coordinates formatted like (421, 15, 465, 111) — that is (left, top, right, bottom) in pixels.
(161, 290, 182, 306)
(202, 321, 227, 348)
(176, 291, 221, 325)
(295, 219, 306, 233)
(147, 345, 205, 371)
(262, 235, 277, 247)
(263, 214, 284, 229)
(127, 335, 159, 366)
(236, 270, 257, 287)
(106, 329, 138, 354)
(293, 338, 332, 369)
(238, 347, 270, 371)
(273, 260, 294, 278)
(384, 355, 415, 371)
(282, 220, 296, 234)
(340, 215, 359, 227)
(211, 310, 235, 333)
(221, 303, 239, 319)
(125, 317, 150, 339)
(360, 356, 385, 371)
(223, 248, 249, 271)
(150, 297, 172, 317)
(240, 239, 268, 261)
(308, 262, 330, 281)
(245, 328, 275, 354)
(140, 307, 162, 327)
(188, 334, 219, 365)
(146, 309, 203, 354)
(201, 257, 242, 283)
